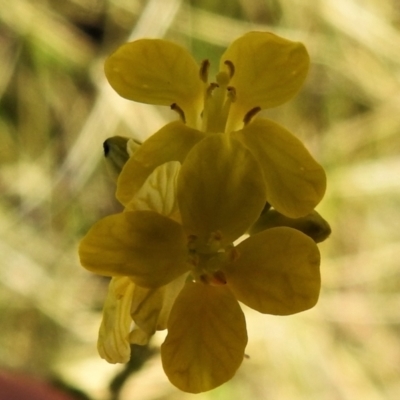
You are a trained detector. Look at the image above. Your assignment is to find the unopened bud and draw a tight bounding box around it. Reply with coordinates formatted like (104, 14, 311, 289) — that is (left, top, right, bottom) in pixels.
(249, 209, 331, 243)
(103, 136, 140, 181)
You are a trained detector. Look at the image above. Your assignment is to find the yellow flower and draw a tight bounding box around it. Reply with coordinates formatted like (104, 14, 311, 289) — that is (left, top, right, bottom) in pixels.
(79, 135, 321, 393)
(96, 161, 186, 363)
(105, 31, 326, 218)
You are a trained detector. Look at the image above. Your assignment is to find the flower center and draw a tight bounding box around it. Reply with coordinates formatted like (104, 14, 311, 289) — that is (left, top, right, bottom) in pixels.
(201, 60, 236, 133)
(171, 59, 261, 132)
(187, 231, 239, 286)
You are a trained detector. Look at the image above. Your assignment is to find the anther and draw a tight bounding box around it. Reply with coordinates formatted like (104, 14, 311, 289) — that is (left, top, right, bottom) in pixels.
(170, 103, 186, 123)
(210, 271, 227, 286)
(243, 106, 261, 126)
(228, 248, 240, 263)
(199, 59, 210, 83)
(203, 230, 223, 253)
(216, 231, 222, 240)
(227, 86, 237, 102)
(224, 60, 235, 79)
(206, 82, 219, 97)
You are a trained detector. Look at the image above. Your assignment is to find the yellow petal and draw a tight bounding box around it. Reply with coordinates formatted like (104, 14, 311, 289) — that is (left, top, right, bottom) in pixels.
(130, 286, 164, 336)
(105, 39, 203, 125)
(130, 273, 187, 337)
(161, 282, 247, 393)
(177, 134, 267, 246)
(79, 210, 189, 288)
(221, 31, 309, 127)
(126, 138, 141, 157)
(233, 118, 326, 218)
(224, 227, 321, 315)
(155, 273, 188, 331)
(125, 161, 181, 219)
(97, 277, 135, 363)
(117, 121, 205, 206)
(129, 327, 150, 346)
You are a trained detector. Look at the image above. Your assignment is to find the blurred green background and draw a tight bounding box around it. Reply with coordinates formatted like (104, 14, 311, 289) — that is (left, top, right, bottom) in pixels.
(1, 0, 400, 399)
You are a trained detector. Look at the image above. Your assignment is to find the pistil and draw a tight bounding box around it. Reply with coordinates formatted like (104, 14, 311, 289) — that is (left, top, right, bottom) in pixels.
(202, 71, 233, 133)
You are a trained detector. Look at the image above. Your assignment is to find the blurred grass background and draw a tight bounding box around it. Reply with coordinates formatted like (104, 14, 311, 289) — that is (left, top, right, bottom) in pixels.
(1, 0, 400, 399)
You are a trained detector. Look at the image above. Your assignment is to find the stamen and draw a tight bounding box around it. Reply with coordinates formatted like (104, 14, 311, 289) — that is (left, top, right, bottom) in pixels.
(206, 82, 219, 98)
(209, 271, 227, 286)
(227, 86, 237, 102)
(204, 230, 223, 253)
(170, 103, 186, 123)
(198, 271, 227, 286)
(224, 60, 235, 79)
(228, 248, 240, 263)
(199, 59, 210, 83)
(201, 83, 220, 132)
(208, 230, 222, 243)
(243, 106, 261, 126)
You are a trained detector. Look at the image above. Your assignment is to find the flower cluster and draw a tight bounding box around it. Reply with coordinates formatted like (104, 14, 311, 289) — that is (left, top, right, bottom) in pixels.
(79, 32, 328, 393)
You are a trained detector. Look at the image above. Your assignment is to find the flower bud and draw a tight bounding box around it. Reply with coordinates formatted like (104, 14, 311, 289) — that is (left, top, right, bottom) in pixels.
(249, 208, 331, 243)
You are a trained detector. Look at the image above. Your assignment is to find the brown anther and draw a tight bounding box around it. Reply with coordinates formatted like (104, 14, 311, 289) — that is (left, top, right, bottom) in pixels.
(215, 230, 222, 240)
(209, 270, 227, 286)
(206, 82, 219, 97)
(199, 59, 210, 83)
(203, 230, 223, 253)
(243, 106, 261, 126)
(170, 103, 186, 123)
(224, 60, 235, 79)
(227, 86, 237, 102)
